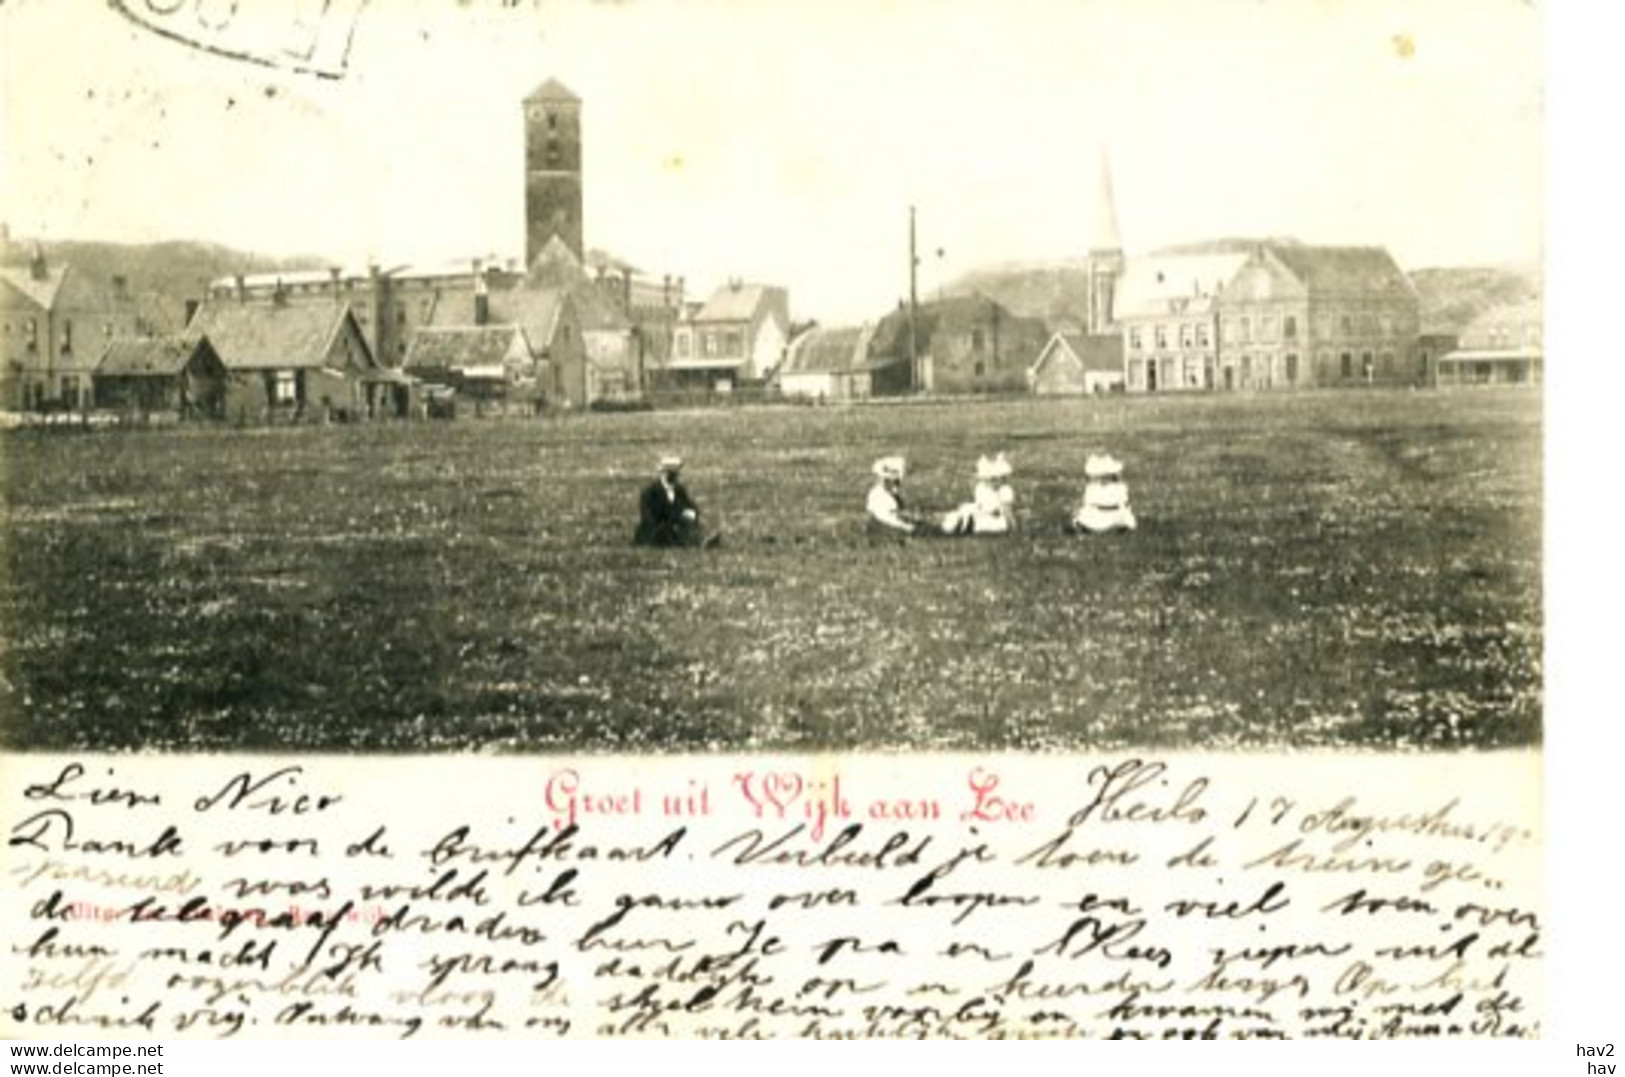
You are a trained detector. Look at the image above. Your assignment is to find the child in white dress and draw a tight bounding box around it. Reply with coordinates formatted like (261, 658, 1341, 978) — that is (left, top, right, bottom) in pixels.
(943, 453, 1016, 536)
(1072, 453, 1137, 533)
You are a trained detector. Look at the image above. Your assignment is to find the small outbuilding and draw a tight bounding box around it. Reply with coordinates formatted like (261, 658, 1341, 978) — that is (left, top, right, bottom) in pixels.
(1029, 331, 1125, 395)
(94, 335, 228, 418)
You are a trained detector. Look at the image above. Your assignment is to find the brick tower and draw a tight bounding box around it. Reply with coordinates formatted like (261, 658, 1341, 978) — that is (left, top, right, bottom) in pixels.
(524, 78, 584, 267)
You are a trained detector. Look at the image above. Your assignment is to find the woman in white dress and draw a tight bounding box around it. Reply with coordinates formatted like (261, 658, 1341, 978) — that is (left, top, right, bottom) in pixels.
(943, 453, 1017, 536)
(1071, 453, 1137, 533)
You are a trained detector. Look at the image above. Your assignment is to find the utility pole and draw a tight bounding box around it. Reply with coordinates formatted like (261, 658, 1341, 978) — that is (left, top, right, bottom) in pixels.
(908, 204, 920, 392)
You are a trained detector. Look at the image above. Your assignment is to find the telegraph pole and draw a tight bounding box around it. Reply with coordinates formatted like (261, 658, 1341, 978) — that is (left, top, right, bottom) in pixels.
(908, 205, 920, 391)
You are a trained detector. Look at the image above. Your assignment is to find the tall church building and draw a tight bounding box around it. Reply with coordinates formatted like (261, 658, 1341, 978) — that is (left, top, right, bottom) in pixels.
(523, 78, 585, 267)
(1085, 149, 1124, 334)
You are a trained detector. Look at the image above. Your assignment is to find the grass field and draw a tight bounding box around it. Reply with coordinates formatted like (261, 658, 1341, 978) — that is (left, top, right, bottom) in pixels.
(0, 389, 1540, 753)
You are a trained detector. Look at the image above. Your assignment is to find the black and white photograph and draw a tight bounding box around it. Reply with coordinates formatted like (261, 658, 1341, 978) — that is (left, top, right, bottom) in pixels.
(1, 0, 1585, 1053)
(1, 0, 1542, 756)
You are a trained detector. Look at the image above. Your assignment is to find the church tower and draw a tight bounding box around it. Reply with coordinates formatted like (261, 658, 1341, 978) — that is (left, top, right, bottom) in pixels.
(1086, 148, 1125, 334)
(523, 78, 584, 267)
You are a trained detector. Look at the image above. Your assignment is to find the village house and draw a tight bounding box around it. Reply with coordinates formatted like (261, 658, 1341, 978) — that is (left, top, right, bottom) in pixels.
(404, 325, 540, 412)
(1029, 330, 1125, 395)
(1214, 244, 1421, 390)
(868, 294, 1049, 395)
(93, 335, 229, 419)
(187, 297, 382, 422)
(775, 325, 877, 401)
(2, 248, 146, 410)
(665, 281, 791, 391)
(1117, 253, 1245, 393)
(1437, 298, 1542, 387)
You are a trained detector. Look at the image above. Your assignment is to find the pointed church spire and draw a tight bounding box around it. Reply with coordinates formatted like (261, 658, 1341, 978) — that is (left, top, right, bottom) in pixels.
(1085, 147, 1124, 334)
(1090, 146, 1122, 255)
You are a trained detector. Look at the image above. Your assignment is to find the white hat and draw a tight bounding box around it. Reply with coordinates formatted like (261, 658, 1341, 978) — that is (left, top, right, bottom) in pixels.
(872, 455, 905, 479)
(975, 452, 1013, 481)
(659, 454, 683, 470)
(1084, 453, 1124, 479)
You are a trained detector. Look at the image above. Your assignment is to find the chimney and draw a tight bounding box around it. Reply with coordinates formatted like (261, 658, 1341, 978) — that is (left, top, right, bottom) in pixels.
(330, 267, 342, 306)
(29, 243, 47, 281)
(662, 274, 672, 308)
(234, 274, 247, 303)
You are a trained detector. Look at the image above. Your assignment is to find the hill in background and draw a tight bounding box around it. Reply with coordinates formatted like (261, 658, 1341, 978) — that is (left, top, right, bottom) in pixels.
(945, 244, 1541, 337)
(0, 236, 318, 332)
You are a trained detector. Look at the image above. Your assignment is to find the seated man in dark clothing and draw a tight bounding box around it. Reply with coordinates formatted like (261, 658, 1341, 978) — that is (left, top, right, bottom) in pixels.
(634, 455, 716, 548)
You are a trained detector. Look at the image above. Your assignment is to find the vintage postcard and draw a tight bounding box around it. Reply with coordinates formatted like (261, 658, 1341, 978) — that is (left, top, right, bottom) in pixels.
(1, 0, 1556, 1047)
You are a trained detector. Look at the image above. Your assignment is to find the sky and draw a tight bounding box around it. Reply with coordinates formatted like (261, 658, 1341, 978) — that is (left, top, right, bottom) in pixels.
(1, 0, 1542, 321)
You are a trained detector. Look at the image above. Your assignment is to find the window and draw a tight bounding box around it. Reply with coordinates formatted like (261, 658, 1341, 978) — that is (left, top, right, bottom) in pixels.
(1340, 352, 1353, 378)
(1196, 322, 1211, 348)
(274, 371, 298, 404)
(61, 375, 78, 402)
(676, 332, 688, 358)
(547, 113, 558, 132)
(1283, 315, 1297, 340)
(1179, 323, 1194, 349)
(420, 300, 432, 324)
(1380, 351, 1394, 375)
(1362, 352, 1374, 379)
(974, 361, 986, 377)
(26, 317, 38, 349)
(61, 320, 73, 354)
(1285, 353, 1299, 383)
(1154, 324, 1168, 349)
(1128, 326, 1142, 350)
(1340, 314, 1353, 335)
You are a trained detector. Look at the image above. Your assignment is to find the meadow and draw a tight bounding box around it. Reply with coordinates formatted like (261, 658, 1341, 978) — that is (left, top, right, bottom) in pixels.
(0, 389, 1541, 753)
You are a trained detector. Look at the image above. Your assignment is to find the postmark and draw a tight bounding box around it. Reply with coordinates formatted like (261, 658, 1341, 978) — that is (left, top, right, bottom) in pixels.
(104, 0, 369, 79)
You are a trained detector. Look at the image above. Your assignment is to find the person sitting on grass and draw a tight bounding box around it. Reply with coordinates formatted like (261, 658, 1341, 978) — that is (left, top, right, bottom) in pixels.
(866, 455, 923, 537)
(634, 454, 720, 548)
(1070, 452, 1137, 533)
(942, 452, 1016, 536)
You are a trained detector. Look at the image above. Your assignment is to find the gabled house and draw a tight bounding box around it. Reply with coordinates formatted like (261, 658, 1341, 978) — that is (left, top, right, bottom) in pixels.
(93, 335, 229, 419)
(667, 281, 791, 389)
(2, 248, 145, 410)
(867, 294, 1049, 395)
(1216, 244, 1421, 390)
(775, 325, 877, 401)
(1437, 298, 1542, 387)
(187, 299, 378, 422)
(527, 235, 639, 404)
(1029, 331, 1124, 395)
(405, 325, 539, 405)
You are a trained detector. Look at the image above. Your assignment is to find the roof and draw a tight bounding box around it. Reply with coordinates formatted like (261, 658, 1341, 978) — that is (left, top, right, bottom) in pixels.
(779, 326, 872, 377)
(187, 301, 363, 370)
(405, 326, 527, 372)
(1034, 331, 1124, 375)
(1116, 254, 1247, 317)
(1267, 245, 1415, 299)
(96, 335, 220, 377)
(692, 283, 787, 324)
(1438, 349, 1542, 363)
(525, 77, 580, 104)
(496, 289, 568, 346)
(0, 262, 70, 311)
